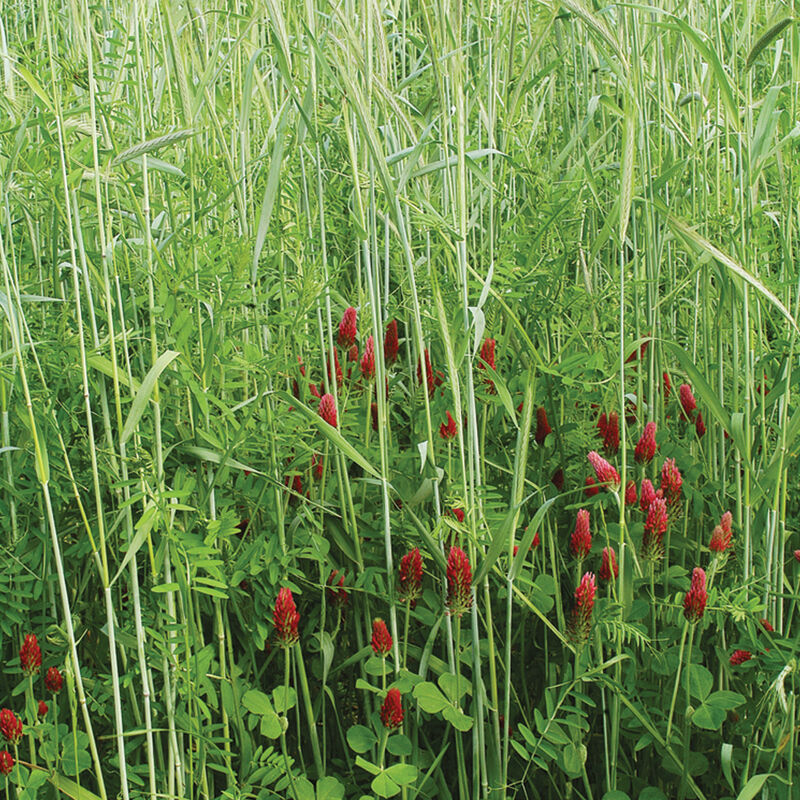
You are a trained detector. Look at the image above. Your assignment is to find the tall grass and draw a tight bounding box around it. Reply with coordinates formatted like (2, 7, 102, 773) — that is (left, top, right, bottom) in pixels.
(0, 0, 799, 798)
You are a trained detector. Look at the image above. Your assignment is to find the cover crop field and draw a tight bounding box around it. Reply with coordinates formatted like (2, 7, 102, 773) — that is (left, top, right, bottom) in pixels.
(0, 0, 799, 798)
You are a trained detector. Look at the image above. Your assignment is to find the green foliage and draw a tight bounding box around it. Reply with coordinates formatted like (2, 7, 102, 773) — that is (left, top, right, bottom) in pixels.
(0, 0, 799, 797)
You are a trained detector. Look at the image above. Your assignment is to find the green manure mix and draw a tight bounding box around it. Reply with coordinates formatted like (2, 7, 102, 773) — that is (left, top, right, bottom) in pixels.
(0, 0, 798, 798)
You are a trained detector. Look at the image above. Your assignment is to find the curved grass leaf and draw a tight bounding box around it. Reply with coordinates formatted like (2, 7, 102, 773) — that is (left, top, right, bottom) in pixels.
(120, 350, 180, 444)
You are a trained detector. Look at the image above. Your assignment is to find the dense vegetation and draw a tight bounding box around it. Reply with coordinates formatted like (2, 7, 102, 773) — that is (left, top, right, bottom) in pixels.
(1, 0, 799, 798)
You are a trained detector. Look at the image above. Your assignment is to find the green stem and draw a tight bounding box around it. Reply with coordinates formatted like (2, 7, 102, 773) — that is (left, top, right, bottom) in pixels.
(679, 625, 697, 799)
(295, 642, 325, 778)
(666, 622, 689, 744)
(280, 648, 299, 800)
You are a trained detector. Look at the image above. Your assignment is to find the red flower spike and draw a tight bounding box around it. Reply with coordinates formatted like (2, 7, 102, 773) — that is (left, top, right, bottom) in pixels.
(0, 710, 22, 746)
(535, 407, 552, 445)
(709, 523, 732, 553)
(384, 320, 399, 365)
(478, 338, 496, 393)
(603, 412, 620, 454)
(318, 394, 338, 428)
(660, 458, 683, 509)
(679, 384, 697, 421)
(663, 372, 672, 401)
(380, 688, 403, 730)
(729, 650, 752, 666)
(532, 531, 541, 548)
(597, 412, 608, 439)
(371, 618, 392, 657)
(599, 547, 619, 582)
(478, 338, 496, 370)
(450, 508, 465, 523)
(552, 468, 565, 491)
(45, 667, 63, 694)
(326, 349, 344, 389)
(284, 474, 303, 505)
(326, 571, 349, 608)
(446, 546, 472, 617)
(416, 349, 436, 397)
(760, 618, 774, 633)
(348, 344, 359, 363)
(584, 477, 599, 497)
(625, 480, 637, 507)
(20, 634, 41, 676)
(567, 572, 596, 644)
(312, 453, 324, 480)
(570, 509, 592, 559)
(37, 701, 47, 718)
(695, 411, 706, 437)
(643, 497, 668, 561)
(587, 451, 621, 491)
(683, 567, 708, 623)
(323, 350, 343, 390)
(273, 588, 300, 647)
(795, 549, 800, 563)
(0, 750, 12, 776)
(625, 338, 650, 363)
(720, 511, 732, 537)
(640, 479, 657, 513)
(635, 422, 657, 464)
(360, 336, 375, 380)
(439, 411, 458, 440)
(399, 548, 423, 603)
(337, 307, 357, 349)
